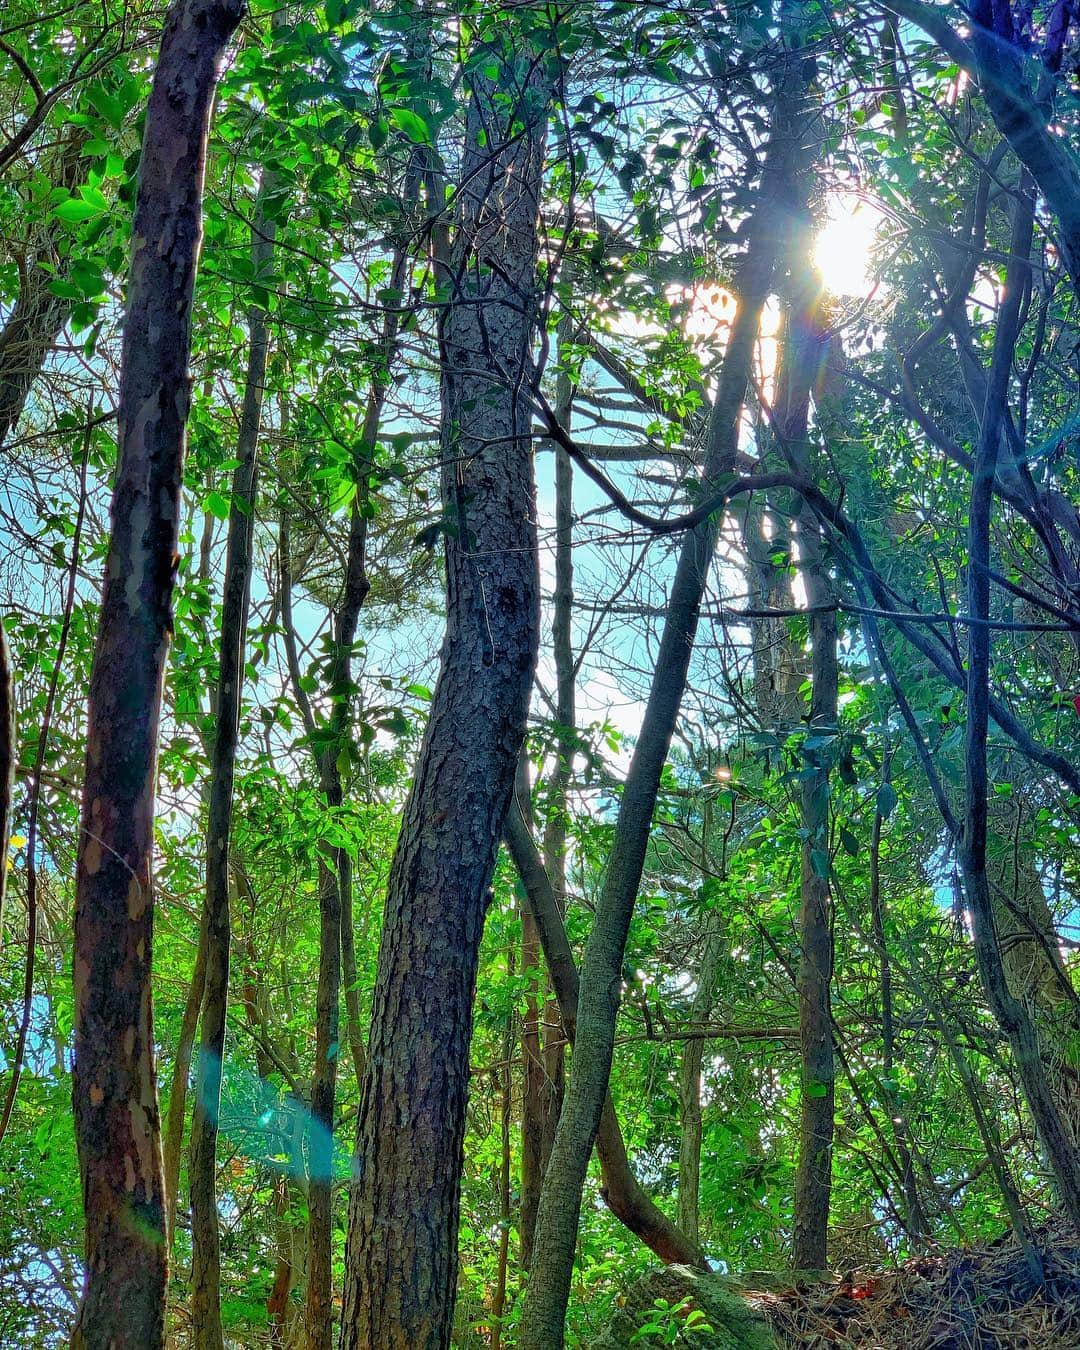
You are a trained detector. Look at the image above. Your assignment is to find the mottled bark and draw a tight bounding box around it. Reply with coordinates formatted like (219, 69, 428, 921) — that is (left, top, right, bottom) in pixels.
(518, 68, 805, 1347)
(69, 1, 241, 1343)
(338, 43, 548, 1350)
(189, 172, 276, 1350)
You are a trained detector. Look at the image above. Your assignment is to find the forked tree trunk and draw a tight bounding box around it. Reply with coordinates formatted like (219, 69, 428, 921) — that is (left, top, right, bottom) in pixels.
(189, 172, 277, 1350)
(338, 40, 549, 1350)
(69, 1, 241, 1343)
(518, 66, 809, 1342)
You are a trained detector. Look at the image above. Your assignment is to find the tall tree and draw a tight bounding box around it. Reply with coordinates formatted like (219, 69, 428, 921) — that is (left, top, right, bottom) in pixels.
(519, 47, 813, 1347)
(188, 167, 278, 1350)
(69, 0, 241, 1342)
(338, 24, 551, 1348)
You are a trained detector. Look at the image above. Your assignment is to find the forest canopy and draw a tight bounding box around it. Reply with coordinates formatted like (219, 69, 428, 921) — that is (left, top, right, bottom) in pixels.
(1, 0, 1079, 1346)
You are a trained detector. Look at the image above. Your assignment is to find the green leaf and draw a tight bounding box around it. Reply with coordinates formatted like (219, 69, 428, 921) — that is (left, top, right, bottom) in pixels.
(390, 107, 433, 144)
(206, 490, 231, 520)
(876, 782, 898, 820)
(52, 197, 103, 224)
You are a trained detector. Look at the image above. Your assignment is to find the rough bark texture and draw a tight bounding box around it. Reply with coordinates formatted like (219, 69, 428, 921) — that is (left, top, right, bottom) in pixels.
(69, 1, 241, 1343)
(189, 175, 276, 1350)
(338, 45, 548, 1350)
(518, 69, 805, 1348)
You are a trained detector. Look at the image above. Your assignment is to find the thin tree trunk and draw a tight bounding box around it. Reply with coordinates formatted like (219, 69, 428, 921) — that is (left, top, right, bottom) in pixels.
(958, 174, 1080, 1228)
(339, 42, 549, 1349)
(491, 1005, 514, 1350)
(518, 67, 806, 1347)
(0, 618, 14, 940)
(163, 915, 208, 1247)
(189, 171, 277, 1350)
(522, 342, 575, 1265)
(868, 752, 927, 1244)
(676, 802, 724, 1247)
(777, 287, 839, 1274)
(0, 128, 87, 451)
(505, 778, 706, 1270)
(70, 1, 241, 1342)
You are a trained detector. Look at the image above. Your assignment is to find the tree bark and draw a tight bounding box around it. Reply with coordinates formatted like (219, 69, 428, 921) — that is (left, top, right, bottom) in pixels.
(0, 618, 14, 941)
(676, 804, 724, 1248)
(70, 0, 241, 1343)
(522, 340, 575, 1266)
(505, 775, 706, 1270)
(958, 174, 1080, 1229)
(518, 67, 805, 1348)
(776, 264, 839, 1276)
(0, 129, 87, 451)
(338, 40, 548, 1350)
(163, 915, 208, 1248)
(189, 170, 276, 1350)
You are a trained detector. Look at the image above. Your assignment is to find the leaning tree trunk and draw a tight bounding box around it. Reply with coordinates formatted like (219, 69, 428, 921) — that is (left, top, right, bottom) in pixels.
(338, 40, 549, 1350)
(69, 0, 241, 1343)
(189, 170, 277, 1350)
(518, 62, 809, 1349)
(959, 175, 1080, 1228)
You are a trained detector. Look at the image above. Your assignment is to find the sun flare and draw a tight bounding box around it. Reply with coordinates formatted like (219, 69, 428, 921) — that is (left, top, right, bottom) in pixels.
(813, 193, 879, 298)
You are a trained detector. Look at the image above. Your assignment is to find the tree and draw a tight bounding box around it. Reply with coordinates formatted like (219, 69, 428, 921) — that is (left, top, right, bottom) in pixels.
(70, 0, 241, 1340)
(338, 20, 551, 1348)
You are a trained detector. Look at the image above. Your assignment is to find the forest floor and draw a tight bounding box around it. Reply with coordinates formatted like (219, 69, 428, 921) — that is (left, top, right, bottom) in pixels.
(760, 1220, 1080, 1348)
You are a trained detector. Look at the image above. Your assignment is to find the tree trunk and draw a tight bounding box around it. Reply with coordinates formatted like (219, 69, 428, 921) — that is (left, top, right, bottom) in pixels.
(504, 792, 708, 1270)
(338, 40, 549, 1350)
(518, 66, 806, 1348)
(163, 915, 208, 1247)
(676, 802, 724, 1248)
(0, 129, 87, 451)
(777, 282, 839, 1275)
(0, 618, 14, 940)
(70, 1, 241, 1343)
(522, 353, 575, 1266)
(958, 175, 1080, 1228)
(189, 171, 277, 1350)
(988, 789, 1080, 1136)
